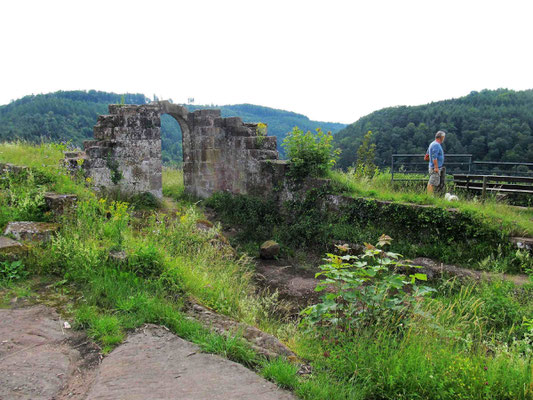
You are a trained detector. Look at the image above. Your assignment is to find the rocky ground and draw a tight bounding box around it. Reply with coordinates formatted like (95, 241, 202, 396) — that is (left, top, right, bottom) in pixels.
(0, 306, 295, 400)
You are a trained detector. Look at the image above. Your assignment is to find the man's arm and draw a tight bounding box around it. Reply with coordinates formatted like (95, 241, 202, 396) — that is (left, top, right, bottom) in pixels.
(433, 158, 439, 173)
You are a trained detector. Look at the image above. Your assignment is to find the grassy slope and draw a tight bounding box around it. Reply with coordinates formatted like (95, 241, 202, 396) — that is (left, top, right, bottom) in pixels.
(0, 142, 532, 400)
(330, 170, 533, 237)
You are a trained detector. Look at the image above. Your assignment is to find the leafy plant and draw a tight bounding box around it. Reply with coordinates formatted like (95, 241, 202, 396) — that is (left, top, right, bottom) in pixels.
(282, 127, 340, 180)
(102, 199, 129, 251)
(106, 152, 123, 185)
(301, 235, 435, 329)
(256, 122, 267, 147)
(0, 260, 29, 283)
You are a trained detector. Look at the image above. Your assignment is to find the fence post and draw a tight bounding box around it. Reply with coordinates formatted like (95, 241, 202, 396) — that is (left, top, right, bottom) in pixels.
(391, 156, 394, 182)
(482, 176, 487, 200)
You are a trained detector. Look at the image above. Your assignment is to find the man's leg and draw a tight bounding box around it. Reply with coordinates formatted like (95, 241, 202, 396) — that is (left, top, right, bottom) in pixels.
(428, 168, 439, 195)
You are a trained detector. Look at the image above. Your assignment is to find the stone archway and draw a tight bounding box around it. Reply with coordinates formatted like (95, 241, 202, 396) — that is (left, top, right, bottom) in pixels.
(72, 101, 287, 199)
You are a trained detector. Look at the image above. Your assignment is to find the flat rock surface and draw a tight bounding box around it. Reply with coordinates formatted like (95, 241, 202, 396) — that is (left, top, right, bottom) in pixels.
(0, 306, 97, 400)
(86, 324, 295, 400)
(0, 306, 295, 400)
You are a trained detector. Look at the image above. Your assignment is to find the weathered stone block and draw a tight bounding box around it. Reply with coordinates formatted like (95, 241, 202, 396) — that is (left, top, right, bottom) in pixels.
(261, 136, 277, 151)
(4, 222, 60, 242)
(260, 240, 280, 259)
(96, 114, 124, 128)
(248, 150, 278, 160)
(93, 126, 113, 140)
(229, 126, 252, 137)
(83, 140, 100, 151)
(0, 163, 29, 176)
(201, 136, 215, 150)
(244, 137, 259, 149)
(225, 117, 243, 127)
(0, 236, 26, 259)
(44, 193, 77, 216)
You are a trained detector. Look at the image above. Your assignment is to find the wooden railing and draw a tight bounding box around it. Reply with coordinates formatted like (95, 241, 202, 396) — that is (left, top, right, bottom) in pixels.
(453, 174, 533, 197)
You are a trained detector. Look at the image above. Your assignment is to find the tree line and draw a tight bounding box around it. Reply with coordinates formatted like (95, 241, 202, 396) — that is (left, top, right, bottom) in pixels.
(335, 89, 533, 169)
(0, 90, 347, 164)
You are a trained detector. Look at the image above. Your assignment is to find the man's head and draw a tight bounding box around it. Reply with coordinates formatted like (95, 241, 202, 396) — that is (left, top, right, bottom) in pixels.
(435, 130, 446, 143)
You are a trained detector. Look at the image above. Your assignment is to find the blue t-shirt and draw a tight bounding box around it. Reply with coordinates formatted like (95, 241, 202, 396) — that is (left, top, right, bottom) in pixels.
(428, 141, 444, 168)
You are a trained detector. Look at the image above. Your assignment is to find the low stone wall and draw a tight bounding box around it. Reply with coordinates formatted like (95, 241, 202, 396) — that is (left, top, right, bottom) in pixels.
(68, 102, 288, 199)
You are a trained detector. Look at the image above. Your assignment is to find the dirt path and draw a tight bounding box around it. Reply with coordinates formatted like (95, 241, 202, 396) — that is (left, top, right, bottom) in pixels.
(0, 306, 296, 400)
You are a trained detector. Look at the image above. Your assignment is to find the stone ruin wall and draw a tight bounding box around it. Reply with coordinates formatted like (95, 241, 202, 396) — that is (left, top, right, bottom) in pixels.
(65, 102, 288, 199)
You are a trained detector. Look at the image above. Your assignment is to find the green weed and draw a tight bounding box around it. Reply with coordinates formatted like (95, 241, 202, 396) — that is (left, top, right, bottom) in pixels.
(260, 358, 299, 389)
(0, 260, 29, 283)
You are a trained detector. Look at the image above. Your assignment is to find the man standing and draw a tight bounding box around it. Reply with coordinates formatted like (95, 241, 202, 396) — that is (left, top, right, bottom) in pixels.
(427, 131, 446, 194)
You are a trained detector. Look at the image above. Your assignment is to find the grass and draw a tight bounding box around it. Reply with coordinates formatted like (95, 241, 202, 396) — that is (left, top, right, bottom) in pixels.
(1, 141, 532, 399)
(330, 170, 533, 237)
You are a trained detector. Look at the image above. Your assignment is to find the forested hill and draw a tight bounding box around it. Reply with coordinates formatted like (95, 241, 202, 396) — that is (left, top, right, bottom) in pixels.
(0, 91, 346, 163)
(335, 89, 533, 169)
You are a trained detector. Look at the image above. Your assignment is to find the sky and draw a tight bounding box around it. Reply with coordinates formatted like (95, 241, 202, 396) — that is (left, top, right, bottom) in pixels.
(1, 0, 532, 124)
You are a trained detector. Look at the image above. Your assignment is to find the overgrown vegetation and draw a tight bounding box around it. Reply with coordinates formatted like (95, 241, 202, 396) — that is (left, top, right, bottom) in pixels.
(301, 236, 435, 329)
(1, 142, 532, 400)
(205, 186, 532, 273)
(282, 127, 340, 179)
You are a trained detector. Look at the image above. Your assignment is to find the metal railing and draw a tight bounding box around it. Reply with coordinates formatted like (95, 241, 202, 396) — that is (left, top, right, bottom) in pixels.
(391, 154, 473, 182)
(472, 161, 533, 177)
(391, 155, 533, 183)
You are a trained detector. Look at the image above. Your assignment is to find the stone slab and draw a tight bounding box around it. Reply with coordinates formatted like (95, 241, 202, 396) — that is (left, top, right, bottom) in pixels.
(0, 236, 25, 258)
(86, 325, 296, 400)
(4, 221, 60, 242)
(0, 306, 78, 400)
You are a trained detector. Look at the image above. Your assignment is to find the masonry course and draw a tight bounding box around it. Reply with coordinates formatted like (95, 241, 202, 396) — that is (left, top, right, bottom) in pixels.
(69, 101, 288, 199)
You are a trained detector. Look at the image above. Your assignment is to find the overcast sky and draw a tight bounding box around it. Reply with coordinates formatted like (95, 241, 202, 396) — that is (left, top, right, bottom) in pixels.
(1, 0, 532, 123)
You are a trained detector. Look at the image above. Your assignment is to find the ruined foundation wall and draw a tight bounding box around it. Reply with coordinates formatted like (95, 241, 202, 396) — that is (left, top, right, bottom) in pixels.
(185, 110, 287, 198)
(81, 104, 163, 198)
(71, 102, 288, 200)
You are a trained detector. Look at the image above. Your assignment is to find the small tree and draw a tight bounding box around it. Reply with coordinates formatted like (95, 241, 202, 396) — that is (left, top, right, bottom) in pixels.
(355, 130, 377, 178)
(301, 235, 435, 330)
(282, 127, 340, 180)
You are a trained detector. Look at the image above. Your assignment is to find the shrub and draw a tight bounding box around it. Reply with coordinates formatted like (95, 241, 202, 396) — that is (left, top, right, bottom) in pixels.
(282, 127, 340, 180)
(301, 235, 435, 330)
(354, 130, 377, 178)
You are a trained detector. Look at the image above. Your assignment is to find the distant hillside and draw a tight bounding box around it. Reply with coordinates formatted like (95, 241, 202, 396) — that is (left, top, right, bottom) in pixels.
(0, 91, 346, 163)
(335, 89, 533, 169)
